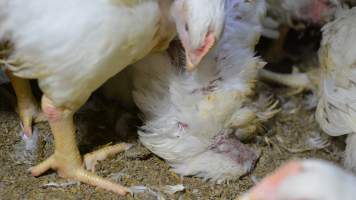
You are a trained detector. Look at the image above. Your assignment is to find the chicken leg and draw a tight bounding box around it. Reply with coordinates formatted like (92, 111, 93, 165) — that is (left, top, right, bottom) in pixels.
(258, 68, 311, 89)
(264, 25, 290, 63)
(6, 71, 45, 137)
(30, 96, 128, 195)
(344, 133, 356, 173)
(84, 143, 132, 172)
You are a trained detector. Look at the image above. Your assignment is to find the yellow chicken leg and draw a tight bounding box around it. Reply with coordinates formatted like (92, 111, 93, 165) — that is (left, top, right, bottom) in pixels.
(30, 96, 128, 195)
(84, 143, 132, 172)
(6, 71, 45, 137)
(264, 25, 290, 63)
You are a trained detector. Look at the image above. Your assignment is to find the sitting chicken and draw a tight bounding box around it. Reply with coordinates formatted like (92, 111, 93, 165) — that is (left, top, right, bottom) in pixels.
(316, 7, 356, 173)
(129, 0, 278, 181)
(239, 159, 356, 200)
(0, 0, 225, 195)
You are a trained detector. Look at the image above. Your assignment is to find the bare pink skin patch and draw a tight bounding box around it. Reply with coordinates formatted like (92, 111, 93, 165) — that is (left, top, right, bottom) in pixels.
(308, 0, 331, 24)
(245, 161, 303, 200)
(186, 32, 216, 71)
(209, 135, 258, 172)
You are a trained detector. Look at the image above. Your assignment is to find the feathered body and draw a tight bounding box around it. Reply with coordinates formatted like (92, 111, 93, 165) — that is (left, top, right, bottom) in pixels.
(261, 0, 340, 39)
(240, 160, 356, 200)
(266, 0, 340, 26)
(0, 0, 174, 110)
(0, 0, 180, 194)
(316, 7, 356, 172)
(130, 0, 277, 181)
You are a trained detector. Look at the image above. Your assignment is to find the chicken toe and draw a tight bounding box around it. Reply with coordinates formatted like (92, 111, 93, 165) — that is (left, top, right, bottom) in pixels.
(31, 154, 128, 195)
(84, 143, 132, 172)
(31, 96, 128, 195)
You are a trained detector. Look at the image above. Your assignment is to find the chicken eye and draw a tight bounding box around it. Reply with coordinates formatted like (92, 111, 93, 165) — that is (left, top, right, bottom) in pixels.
(184, 23, 189, 32)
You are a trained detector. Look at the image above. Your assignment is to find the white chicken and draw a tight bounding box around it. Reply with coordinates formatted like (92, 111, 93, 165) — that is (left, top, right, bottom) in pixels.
(0, 0, 225, 195)
(270, 0, 339, 24)
(257, 0, 342, 90)
(129, 0, 278, 181)
(239, 159, 356, 200)
(263, 0, 340, 39)
(316, 7, 356, 173)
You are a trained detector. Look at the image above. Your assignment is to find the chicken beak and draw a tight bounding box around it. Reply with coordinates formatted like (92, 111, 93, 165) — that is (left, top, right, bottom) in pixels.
(185, 32, 216, 71)
(185, 52, 199, 71)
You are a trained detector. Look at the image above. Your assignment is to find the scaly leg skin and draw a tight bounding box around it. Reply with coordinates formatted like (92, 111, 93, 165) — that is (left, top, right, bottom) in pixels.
(84, 143, 132, 172)
(30, 96, 128, 195)
(6, 71, 46, 137)
(264, 25, 290, 63)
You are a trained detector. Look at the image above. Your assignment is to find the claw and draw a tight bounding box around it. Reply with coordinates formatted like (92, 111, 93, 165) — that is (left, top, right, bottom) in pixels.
(33, 95, 130, 195)
(84, 143, 133, 172)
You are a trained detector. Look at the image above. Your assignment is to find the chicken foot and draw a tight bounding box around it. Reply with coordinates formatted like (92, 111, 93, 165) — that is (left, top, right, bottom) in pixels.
(6, 71, 45, 137)
(30, 96, 128, 195)
(84, 143, 132, 172)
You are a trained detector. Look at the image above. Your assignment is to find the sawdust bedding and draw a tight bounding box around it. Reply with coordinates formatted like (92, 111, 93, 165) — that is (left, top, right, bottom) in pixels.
(0, 59, 344, 200)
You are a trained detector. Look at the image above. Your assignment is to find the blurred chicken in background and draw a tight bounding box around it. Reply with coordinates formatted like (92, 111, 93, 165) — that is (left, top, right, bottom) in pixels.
(316, 7, 356, 173)
(239, 159, 356, 200)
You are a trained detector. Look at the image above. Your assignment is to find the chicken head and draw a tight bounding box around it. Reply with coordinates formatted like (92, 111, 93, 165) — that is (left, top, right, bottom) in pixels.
(171, 0, 225, 70)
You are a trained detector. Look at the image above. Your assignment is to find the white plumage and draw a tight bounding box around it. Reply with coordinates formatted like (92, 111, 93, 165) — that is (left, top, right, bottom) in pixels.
(240, 159, 356, 200)
(262, 0, 340, 39)
(265, 0, 340, 26)
(128, 0, 278, 181)
(316, 7, 356, 172)
(1, 0, 173, 109)
(0, 0, 229, 194)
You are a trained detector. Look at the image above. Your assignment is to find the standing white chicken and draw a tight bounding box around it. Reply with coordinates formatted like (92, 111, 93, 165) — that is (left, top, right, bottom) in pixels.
(239, 159, 356, 200)
(316, 7, 356, 173)
(0, 0, 225, 195)
(130, 0, 278, 181)
(1, 0, 226, 144)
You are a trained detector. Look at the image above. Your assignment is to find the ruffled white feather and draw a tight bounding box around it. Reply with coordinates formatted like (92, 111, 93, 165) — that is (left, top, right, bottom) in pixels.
(0, 0, 171, 109)
(316, 7, 356, 172)
(131, 0, 275, 181)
